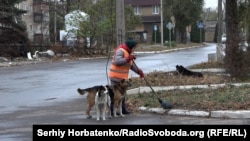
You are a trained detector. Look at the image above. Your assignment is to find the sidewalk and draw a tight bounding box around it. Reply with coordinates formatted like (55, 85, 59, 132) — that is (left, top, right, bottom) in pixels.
(134, 44, 204, 54)
(0, 43, 205, 67)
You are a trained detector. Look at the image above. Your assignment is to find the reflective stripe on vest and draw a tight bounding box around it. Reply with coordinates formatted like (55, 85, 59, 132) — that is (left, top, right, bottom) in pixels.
(109, 48, 132, 79)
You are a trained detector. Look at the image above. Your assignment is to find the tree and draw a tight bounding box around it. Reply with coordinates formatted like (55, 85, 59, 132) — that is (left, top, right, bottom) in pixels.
(77, 0, 116, 48)
(202, 8, 218, 21)
(163, 17, 176, 43)
(49, 0, 66, 44)
(163, 0, 204, 43)
(190, 21, 205, 43)
(224, 0, 248, 80)
(0, 0, 31, 58)
(0, 0, 29, 44)
(61, 0, 141, 49)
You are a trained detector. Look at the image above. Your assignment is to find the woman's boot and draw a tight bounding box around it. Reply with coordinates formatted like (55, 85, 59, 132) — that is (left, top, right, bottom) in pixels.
(122, 98, 131, 114)
(110, 102, 114, 116)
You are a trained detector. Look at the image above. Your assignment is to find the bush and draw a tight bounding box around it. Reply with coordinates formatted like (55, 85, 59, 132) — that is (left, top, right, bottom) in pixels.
(164, 41, 176, 47)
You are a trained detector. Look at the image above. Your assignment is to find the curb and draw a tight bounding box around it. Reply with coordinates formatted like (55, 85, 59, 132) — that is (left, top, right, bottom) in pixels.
(134, 45, 204, 55)
(127, 83, 250, 95)
(138, 107, 250, 119)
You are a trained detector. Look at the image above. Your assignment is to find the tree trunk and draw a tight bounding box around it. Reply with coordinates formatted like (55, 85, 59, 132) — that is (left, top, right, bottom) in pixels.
(224, 0, 246, 80)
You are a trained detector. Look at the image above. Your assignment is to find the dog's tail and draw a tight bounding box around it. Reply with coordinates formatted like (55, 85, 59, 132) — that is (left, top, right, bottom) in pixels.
(77, 88, 87, 95)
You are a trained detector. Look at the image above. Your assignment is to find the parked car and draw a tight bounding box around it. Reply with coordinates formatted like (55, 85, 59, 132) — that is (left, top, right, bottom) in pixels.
(221, 34, 226, 44)
(221, 33, 250, 57)
(221, 33, 248, 50)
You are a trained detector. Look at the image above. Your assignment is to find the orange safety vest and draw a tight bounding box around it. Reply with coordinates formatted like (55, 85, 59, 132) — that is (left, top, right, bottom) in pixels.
(109, 48, 132, 79)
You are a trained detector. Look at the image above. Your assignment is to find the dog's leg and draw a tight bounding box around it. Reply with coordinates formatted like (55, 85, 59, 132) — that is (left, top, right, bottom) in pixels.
(113, 101, 118, 117)
(102, 104, 106, 120)
(107, 98, 112, 119)
(113, 107, 117, 117)
(96, 104, 100, 121)
(86, 93, 95, 119)
(86, 105, 92, 119)
(107, 105, 111, 119)
(86, 100, 95, 119)
(119, 100, 125, 117)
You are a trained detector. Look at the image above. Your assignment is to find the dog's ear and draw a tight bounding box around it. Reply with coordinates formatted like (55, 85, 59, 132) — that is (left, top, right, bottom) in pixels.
(99, 85, 105, 91)
(97, 86, 104, 97)
(106, 85, 112, 91)
(128, 78, 132, 83)
(176, 65, 181, 70)
(106, 85, 114, 97)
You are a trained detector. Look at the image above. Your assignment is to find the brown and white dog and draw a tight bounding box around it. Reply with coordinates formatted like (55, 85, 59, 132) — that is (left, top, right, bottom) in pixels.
(94, 85, 111, 120)
(77, 79, 132, 119)
(77, 85, 112, 119)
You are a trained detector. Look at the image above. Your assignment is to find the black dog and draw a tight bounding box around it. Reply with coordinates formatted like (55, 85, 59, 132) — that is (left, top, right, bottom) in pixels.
(176, 65, 203, 77)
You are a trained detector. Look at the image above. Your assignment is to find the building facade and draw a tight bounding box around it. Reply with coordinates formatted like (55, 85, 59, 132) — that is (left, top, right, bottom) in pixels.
(125, 0, 161, 43)
(19, 0, 50, 44)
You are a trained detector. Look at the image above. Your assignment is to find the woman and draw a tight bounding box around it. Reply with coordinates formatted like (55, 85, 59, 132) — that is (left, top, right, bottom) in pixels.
(109, 38, 144, 114)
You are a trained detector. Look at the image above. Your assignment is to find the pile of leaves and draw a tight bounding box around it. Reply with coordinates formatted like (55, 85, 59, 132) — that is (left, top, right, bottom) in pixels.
(130, 70, 231, 89)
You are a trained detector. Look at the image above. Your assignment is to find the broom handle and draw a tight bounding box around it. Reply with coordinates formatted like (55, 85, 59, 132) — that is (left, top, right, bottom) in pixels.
(132, 60, 160, 99)
(143, 77, 161, 99)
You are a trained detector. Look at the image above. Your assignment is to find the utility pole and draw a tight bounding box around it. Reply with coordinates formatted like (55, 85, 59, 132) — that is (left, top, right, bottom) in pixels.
(217, 0, 223, 61)
(217, 0, 222, 44)
(116, 0, 125, 46)
(54, 1, 57, 45)
(160, 0, 163, 46)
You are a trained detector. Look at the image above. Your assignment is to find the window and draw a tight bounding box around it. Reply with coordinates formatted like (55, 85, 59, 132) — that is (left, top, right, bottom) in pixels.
(23, 4, 27, 15)
(134, 6, 141, 15)
(30, 25, 33, 32)
(34, 34, 43, 44)
(152, 5, 159, 14)
(29, 5, 33, 15)
(43, 12, 49, 22)
(34, 13, 42, 22)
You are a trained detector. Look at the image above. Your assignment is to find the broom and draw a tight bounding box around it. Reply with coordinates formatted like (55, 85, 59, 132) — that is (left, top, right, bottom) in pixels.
(133, 60, 172, 109)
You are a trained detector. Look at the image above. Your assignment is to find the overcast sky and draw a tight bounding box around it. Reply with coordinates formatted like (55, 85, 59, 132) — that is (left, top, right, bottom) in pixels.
(204, 0, 218, 9)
